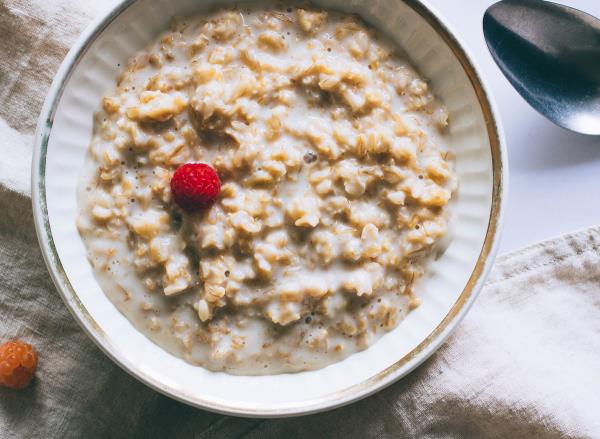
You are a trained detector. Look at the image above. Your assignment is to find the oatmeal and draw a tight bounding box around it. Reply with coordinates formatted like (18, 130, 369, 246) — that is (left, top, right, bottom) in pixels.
(77, 4, 457, 374)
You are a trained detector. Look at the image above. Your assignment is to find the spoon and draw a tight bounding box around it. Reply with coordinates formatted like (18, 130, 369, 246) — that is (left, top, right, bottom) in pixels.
(483, 0, 600, 135)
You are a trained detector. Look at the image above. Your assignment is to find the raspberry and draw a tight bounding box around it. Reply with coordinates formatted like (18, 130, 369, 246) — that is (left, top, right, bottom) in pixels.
(170, 163, 221, 212)
(0, 340, 38, 389)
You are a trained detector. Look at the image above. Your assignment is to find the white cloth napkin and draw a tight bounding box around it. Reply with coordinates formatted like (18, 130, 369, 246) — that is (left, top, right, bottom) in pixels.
(1, 1, 599, 437)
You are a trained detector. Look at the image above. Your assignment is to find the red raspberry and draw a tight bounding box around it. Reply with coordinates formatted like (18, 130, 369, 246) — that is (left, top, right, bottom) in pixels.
(170, 163, 221, 211)
(0, 340, 38, 389)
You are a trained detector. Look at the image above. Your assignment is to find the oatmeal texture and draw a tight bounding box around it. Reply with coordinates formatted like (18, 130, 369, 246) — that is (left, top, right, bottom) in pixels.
(77, 4, 457, 374)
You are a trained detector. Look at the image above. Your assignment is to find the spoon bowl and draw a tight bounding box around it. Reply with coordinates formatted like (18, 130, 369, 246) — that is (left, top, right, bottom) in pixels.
(484, 0, 600, 135)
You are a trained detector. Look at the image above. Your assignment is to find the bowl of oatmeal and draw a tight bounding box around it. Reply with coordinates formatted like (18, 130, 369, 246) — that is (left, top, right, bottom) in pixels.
(32, 0, 506, 416)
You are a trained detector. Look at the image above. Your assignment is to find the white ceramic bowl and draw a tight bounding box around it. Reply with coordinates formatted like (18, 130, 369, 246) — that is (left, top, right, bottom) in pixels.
(32, 0, 506, 417)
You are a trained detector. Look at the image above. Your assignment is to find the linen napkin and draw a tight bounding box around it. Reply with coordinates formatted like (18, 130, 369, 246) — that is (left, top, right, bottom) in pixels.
(1, 1, 599, 437)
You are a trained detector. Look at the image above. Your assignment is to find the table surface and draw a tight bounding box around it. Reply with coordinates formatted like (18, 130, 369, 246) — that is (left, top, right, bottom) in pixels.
(94, 0, 600, 254)
(429, 0, 600, 253)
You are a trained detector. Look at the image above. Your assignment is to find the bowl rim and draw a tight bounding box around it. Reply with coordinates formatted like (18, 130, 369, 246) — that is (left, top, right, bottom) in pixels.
(31, 0, 507, 418)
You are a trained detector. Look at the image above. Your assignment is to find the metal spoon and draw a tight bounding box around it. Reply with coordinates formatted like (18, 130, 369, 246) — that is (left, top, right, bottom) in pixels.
(483, 0, 600, 135)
